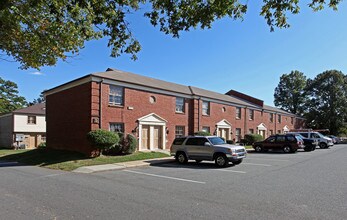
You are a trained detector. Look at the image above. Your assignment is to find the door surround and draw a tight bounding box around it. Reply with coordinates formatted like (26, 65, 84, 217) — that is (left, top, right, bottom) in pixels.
(216, 119, 232, 140)
(138, 113, 167, 151)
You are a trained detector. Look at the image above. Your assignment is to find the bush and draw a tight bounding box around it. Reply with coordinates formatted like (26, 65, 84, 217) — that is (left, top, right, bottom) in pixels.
(244, 134, 263, 145)
(194, 131, 211, 136)
(87, 130, 120, 150)
(121, 134, 137, 154)
(226, 140, 234, 144)
(37, 142, 46, 149)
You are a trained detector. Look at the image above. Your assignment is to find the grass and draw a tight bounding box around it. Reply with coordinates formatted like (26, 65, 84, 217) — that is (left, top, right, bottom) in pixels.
(0, 148, 169, 171)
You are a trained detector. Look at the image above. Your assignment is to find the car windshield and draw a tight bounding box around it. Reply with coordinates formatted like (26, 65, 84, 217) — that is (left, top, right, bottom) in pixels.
(316, 132, 325, 138)
(295, 134, 305, 139)
(208, 137, 226, 145)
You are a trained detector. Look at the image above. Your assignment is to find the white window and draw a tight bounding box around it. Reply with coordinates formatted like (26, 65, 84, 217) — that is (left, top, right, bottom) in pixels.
(202, 126, 210, 133)
(269, 113, 274, 123)
(249, 109, 254, 120)
(235, 128, 242, 142)
(278, 115, 282, 123)
(202, 101, 210, 115)
(176, 97, 185, 113)
(109, 85, 124, 105)
(248, 129, 254, 134)
(109, 123, 124, 133)
(236, 107, 241, 119)
(27, 116, 36, 124)
(175, 126, 185, 138)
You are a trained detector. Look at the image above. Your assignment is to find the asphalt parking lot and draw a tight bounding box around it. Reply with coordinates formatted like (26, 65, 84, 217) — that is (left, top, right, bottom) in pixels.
(1, 145, 346, 220)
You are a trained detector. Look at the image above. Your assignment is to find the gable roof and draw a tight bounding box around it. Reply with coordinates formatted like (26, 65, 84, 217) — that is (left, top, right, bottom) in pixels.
(263, 105, 296, 116)
(92, 68, 192, 95)
(13, 103, 46, 115)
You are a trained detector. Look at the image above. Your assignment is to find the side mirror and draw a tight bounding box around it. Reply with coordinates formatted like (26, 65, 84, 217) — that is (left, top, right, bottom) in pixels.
(204, 142, 211, 146)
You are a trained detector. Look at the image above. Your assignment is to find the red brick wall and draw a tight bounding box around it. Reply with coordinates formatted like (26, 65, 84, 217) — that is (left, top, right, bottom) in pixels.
(46, 82, 95, 155)
(98, 83, 190, 150)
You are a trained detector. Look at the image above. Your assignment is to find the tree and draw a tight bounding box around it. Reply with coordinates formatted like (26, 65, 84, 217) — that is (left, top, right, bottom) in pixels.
(274, 70, 308, 115)
(0, 77, 27, 114)
(0, 0, 342, 69)
(305, 70, 347, 135)
(29, 92, 46, 106)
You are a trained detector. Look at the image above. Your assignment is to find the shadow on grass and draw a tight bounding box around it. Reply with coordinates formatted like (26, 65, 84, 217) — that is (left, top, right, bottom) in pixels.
(0, 148, 89, 168)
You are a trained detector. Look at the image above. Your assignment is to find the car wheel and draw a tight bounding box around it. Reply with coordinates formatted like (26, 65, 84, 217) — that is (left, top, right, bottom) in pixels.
(254, 145, 263, 152)
(195, 160, 202, 163)
(304, 145, 312, 152)
(232, 159, 243, 165)
(319, 142, 327, 149)
(176, 152, 188, 164)
(312, 145, 316, 151)
(215, 154, 228, 167)
(283, 145, 292, 153)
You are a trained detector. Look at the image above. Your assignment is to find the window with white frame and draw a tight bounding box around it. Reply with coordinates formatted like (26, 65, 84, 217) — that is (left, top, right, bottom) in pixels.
(291, 117, 294, 124)
(236, 107, 241, 119)
(202, 101, 210, 115)
(278, 114, 282, 123)
(235, 128, 242, 142)
(249, 109, 254, 120)
(269, 113, 274, 123)
(109, 123, 124, 133)
(175, 97, 185, 113)
(27, 116, 36, 124)
(248, 129, 254, 134)
(202, 126, 210, 133)
(109, 85, 124, 105)
(175, 126, 185, 138)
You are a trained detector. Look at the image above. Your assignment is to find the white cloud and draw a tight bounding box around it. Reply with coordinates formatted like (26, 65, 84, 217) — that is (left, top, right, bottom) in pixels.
(30, 71, 44, 76)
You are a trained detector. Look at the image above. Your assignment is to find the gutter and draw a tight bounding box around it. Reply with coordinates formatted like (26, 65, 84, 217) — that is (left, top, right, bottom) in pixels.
(99, 79, 104, 129)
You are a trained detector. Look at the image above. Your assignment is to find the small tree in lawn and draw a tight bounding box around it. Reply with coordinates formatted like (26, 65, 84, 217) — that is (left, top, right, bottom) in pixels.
(87, 130, 120, 155)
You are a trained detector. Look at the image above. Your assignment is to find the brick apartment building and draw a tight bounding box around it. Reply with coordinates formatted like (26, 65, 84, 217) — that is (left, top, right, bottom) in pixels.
(44, 68, 305, 155)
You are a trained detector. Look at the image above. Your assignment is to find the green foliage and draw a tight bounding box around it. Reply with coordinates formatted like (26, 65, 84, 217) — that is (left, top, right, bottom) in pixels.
(194, 131, 211, 136)
(0, 1, 342, 69)
(244, 134, 264, 145)
(0, 77, 27, 114)
(121, 134, 137, 155)
(226, 140, 235, 144)
(274, 70, 308, 115)
(305, 70, 347, 135)
(37, 142, 46, 149)
(87, 130, 120, 150)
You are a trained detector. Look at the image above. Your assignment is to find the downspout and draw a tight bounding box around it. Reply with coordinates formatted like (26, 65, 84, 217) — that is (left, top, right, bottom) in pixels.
(244, 107, 247, 138)
(274, 113, 277, 133)
(99, 79, 104, 129)
(198, 97, 201, 131)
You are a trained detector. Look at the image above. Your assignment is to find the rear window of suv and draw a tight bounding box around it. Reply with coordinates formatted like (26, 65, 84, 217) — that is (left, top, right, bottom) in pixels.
(286, 135, 296, 142)
(173, 137, 186, 145)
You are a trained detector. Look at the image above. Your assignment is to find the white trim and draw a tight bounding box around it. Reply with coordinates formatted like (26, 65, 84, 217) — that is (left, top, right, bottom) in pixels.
(283, 125, 290, 133)
(138, 113, 167, 151)
(257, 123, 267, 131)
(216, 119, 232, 140)
(44, 76, 93, 97)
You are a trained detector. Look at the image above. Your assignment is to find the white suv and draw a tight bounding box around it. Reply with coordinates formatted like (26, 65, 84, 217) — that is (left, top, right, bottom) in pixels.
(288, 132, 333, 149)
(170, 136, 247, 167)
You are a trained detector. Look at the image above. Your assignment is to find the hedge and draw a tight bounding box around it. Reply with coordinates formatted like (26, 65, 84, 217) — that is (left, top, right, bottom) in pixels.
(87, 130, 120, 150)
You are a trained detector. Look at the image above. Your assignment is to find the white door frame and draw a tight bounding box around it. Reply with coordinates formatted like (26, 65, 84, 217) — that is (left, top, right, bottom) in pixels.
(257, 123, 267, 137)
(138, 113, 167, 151)
(216, 119, 232, 140)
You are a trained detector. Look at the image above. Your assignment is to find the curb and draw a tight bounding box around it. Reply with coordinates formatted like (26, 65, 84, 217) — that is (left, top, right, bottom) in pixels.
(73, 157, 175, 174)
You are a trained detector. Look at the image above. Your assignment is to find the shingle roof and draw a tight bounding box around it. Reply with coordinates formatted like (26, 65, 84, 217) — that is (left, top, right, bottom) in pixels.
(92, 68, 192, 95)
(189, 86, 259, 108)
(13, 103, 45, 115)
(263, 105, 296, 116)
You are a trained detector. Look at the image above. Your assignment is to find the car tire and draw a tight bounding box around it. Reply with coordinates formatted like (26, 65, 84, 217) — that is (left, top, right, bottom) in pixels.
(215, 154, 228, 167)
(319, 142, 328, 149)
(254, 145, 263, 152)
(176, 152, 188, 164)
(283, 145, 292, 153)
(304, 145, 312, 152)
(312, 145, 316, 151)
(232, 159, 243, 165)
(195, 160, 202, 163)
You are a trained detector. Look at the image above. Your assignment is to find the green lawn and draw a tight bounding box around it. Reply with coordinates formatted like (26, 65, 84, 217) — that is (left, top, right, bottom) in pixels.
(0, 148, 169, 171)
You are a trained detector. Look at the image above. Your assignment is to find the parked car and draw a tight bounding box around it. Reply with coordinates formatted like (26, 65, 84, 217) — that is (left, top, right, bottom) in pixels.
(170, 136, 247, 167)
(288, 132, 333, 149)
(252, 134, 304, 153)
(293, 133, 318, 151)
(328, 135, 341, 144)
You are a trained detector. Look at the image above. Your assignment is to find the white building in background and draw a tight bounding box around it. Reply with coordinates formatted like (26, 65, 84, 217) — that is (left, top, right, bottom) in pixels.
(0, 103, 46, 149)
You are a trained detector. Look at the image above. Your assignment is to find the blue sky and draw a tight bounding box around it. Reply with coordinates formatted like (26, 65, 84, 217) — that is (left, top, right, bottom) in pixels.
(1, 2, 347, 105)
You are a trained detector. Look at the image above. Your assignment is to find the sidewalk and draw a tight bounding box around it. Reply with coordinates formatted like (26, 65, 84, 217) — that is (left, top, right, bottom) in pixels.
(73, 157, 175, 174)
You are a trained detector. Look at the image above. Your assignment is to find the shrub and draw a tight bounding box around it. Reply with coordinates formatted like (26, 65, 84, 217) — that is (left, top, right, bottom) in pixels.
(37, 142, 46, 149)
(194, 131, 211, 136)
(121, 134, 137, 154)
(244, 134, 263, 145)
(226, 140, 234, 144)
(87, 130, 120, 150)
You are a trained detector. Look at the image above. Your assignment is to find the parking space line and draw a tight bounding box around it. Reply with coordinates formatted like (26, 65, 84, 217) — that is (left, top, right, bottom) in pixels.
(215, 170, 246, 174)
(246, 158, 289, 162)
(242, 162, 272, 167)
(123, 170, 206, 184)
